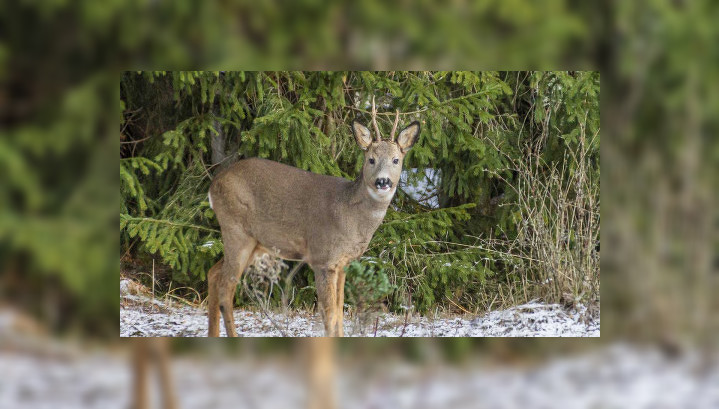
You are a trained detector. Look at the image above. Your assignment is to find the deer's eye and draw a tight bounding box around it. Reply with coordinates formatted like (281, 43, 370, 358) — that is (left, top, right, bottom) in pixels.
(369, 158, 375, 165)
(393, 158, 399, 165)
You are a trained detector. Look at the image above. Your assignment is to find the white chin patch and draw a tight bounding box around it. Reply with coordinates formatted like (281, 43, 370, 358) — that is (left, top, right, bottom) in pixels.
(367, 185, 394, 201)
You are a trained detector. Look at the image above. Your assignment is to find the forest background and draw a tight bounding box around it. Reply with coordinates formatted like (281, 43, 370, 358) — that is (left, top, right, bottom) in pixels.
(120, 71, 600, 321)
(1, 1, 714, 348)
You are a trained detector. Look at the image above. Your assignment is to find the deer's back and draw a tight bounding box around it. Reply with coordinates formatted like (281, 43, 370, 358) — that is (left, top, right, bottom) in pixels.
(209, 158, 353, 261)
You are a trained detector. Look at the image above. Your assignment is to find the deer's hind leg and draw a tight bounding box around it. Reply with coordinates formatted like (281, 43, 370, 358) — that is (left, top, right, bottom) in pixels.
(215, 226, 258, 337)
(207, 258, 224, 337)
(209, 243, 269, 336)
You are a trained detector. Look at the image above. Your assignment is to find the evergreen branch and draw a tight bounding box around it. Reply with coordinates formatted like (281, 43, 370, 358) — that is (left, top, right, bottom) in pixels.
(121, 215, 219, 233)
(381, 204, 475, 225)
(435, 86, 506, 105)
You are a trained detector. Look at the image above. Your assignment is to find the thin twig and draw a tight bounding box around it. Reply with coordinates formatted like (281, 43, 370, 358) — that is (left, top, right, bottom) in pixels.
(350, 106, 429, 116)
(251, 291, 288, 336)
(399, 309, 410, 337)
(446, 295, 471, 314)
(120, 134, 154, 145)
(281, 262, 306, 314)
(121, 238, 139, 262)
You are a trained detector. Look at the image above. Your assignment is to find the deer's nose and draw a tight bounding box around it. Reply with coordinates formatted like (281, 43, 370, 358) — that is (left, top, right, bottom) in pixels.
(375, 178, 392, 190)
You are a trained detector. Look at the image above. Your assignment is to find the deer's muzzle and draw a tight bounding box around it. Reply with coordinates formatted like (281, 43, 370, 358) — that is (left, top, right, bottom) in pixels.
(375, 178, 393, 191)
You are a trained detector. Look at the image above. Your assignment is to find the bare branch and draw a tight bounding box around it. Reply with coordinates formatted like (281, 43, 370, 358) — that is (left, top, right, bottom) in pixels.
(371, 96, 381, 141)
(350, 106, 429, 116)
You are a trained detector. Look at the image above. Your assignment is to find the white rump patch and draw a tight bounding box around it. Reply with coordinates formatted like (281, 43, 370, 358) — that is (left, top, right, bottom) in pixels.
(208, 191, 213, 209)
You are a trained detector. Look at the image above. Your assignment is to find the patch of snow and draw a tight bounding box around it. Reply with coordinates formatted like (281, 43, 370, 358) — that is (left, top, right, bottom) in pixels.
(119, 279, 132, 296)
(359, 257, 378, 264)
(400, 168, 440, 208)
(120, 282, 598, 337)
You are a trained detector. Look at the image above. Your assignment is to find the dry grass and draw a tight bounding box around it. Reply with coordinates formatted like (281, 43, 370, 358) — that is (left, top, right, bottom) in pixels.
(481, 123, 600, 315)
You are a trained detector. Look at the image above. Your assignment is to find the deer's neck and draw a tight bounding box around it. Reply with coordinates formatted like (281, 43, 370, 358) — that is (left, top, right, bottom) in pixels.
(345, 176, 393, 222)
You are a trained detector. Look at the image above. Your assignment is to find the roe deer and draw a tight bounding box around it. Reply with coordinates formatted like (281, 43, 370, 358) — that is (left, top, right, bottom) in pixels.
(207, 99, 420, 336)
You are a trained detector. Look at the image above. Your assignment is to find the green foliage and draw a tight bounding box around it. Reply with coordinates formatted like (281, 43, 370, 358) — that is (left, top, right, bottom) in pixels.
(1, 76, 118, 335)
(6, 0, 713, 344)
(120, 70, 600, 313)
(344, 261, 394, 309)
(366, 204, 493, 312)
(121, 158, 221, 284)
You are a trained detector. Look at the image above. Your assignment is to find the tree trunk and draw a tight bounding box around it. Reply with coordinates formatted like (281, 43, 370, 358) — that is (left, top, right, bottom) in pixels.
(211, 102, 227, 174)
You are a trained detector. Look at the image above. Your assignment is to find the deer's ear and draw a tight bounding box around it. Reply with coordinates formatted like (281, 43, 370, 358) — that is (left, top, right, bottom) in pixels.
(396, 121, 420, 153)
(352, 120, 372, 151)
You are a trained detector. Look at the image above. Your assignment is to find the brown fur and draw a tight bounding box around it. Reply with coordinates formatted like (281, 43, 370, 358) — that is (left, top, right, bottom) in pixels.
(207, 119, 420, 336)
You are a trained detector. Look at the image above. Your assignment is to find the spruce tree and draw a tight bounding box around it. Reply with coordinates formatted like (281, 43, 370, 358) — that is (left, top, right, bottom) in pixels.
(121, 71, 600, 313)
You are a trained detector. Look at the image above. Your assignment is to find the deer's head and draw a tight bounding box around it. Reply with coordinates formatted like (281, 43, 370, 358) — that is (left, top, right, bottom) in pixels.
(352, 108, 420, 202)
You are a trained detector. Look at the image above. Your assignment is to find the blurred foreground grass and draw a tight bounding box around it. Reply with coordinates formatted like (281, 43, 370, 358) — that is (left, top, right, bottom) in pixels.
(0, 1, 717, 355)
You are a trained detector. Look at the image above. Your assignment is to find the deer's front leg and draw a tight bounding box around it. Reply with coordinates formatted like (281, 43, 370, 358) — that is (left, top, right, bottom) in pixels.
(314, 267, 338, 336)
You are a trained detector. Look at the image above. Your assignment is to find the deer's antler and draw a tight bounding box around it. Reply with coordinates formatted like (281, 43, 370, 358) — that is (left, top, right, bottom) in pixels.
(389, 109, 400, 141)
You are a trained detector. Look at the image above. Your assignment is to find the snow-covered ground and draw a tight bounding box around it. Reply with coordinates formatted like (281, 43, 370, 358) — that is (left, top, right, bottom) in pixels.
(121, 279, 599, 337)
(1, 343, 717, 409)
